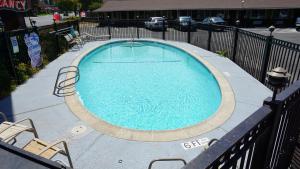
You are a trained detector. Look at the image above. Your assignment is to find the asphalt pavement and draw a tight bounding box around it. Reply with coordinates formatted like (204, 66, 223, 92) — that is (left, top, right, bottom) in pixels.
(243, 28, 300, 44)
(24, 15, 300, 45)
(24, 14, 76, 27)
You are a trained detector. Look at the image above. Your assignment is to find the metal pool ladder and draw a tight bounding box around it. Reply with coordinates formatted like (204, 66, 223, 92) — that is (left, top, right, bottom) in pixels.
(53, 66, 80, 97)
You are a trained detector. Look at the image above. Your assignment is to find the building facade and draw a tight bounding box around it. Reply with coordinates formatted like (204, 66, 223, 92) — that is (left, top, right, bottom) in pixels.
(94, 0, 300, 27)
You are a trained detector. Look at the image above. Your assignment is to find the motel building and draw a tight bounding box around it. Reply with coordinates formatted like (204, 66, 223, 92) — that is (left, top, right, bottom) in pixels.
(0, 0, 40, 30)
(0, 0, 30, 30)
(94, 0, 300, 27)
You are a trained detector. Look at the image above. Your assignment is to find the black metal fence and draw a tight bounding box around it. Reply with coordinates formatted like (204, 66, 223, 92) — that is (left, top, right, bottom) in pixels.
(0, 20, 80, 98)
(1, 20, 79, 83)
(183, 80, 300, 169)
(78, 19, 300, 168)
(80, 18, 300, 88)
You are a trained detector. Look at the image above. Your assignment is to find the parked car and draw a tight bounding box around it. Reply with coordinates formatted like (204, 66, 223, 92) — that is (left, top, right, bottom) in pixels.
(175, 16, 197, 31)
(201, 17, 226, 25)
(296, 17, 300, 31)
(200, 17, 226, 30)
(145, 17, 168, 30)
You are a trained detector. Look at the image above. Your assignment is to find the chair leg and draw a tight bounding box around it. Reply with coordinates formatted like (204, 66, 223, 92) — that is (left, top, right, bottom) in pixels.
(9, 138, 17, 145)
(63, 141, 73, 168)
(28, 119, 39, 138)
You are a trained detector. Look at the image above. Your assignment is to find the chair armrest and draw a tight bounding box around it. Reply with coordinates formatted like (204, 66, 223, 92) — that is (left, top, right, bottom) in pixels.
(0, 118, 34, 133)
(38, 139, 73, 168)
(0, 112, 7, 121)
(37, 139, 68, 155)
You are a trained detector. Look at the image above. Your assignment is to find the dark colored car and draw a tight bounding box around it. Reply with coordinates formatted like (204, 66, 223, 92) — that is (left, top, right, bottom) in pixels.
(200, 17, 226, 30)
(202, 17, 226, 25)
(296, 17, 300, 31)
(175, 16, 197, 31)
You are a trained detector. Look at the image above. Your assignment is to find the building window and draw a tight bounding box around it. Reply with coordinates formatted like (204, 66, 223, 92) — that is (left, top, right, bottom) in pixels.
(250, 10, 265, 19)
(272, 9, 289, 19)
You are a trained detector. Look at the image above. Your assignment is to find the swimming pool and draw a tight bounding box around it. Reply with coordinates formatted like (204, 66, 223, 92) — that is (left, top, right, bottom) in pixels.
(66, 40, 235, 141)
(76, 40, 221, 130)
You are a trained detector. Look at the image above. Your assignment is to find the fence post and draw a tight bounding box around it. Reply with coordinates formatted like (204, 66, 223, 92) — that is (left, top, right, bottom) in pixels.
(260, 35, 273, 83)
(162, 19, 165, 40)
(53, 19, 60, 56)
(107, 17, 111, 39)
(187, 20, 191, 43)
(263, 98, 284, 169)
(231, 27, 239, 62)
(136, 16, 140, 39)
(76, 19, 80, 34)
(67, 21, 71, 28)
(207, 24, 212, 51)
(97, 15, 101, 27)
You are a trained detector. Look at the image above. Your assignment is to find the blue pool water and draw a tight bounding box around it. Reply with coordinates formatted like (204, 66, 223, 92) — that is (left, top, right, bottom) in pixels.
(76, 41, 222, 130)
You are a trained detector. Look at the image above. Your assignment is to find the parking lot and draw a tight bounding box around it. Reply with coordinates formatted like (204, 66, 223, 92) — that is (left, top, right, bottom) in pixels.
(244, 28, 300, 44)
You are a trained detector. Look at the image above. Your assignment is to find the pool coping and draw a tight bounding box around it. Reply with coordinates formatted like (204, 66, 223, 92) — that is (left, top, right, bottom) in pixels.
(64, 39, 235, 142)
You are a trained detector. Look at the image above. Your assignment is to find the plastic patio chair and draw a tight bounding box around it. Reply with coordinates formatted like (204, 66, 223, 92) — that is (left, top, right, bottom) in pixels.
(64, 34, 81, 49)
(0, 112, 39, 144)
(73, 31, 85, 45)
(23, 138, 73, 168)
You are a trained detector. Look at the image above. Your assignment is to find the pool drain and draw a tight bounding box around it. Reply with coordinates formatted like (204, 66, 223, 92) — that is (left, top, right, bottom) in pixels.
(71, 125, 87, 135)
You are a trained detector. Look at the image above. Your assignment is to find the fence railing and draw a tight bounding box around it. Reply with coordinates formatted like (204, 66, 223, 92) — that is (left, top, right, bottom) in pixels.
(79, 18, 300, 168)
(79, 18, 300, 88)
(182, 80, 300, 169)
(0, 20, 79, 92)
(1, 17, 300, 168)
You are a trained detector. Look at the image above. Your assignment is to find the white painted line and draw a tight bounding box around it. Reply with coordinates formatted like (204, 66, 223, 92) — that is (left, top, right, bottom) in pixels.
(181, 137, 209, 150)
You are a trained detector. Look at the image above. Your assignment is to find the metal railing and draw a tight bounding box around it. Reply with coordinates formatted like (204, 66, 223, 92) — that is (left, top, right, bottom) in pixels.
(53, 66, 80, 97)
(148, 159, 187, 169)
(182, 80, 300, 169)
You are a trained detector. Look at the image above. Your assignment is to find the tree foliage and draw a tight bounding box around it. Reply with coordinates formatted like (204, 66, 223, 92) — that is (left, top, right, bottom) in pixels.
(54, 0, 102, 11)
(55, 0, 81, 11)
(80, 0, 102, 11)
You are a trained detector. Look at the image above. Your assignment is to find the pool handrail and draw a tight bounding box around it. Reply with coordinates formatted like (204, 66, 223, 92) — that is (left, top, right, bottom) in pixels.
(53, 66, 80, 97)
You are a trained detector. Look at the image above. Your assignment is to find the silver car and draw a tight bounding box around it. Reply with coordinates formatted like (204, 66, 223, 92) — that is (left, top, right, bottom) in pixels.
(175, 16, 197, 31)
(296, 17, 300, 31)
(145, 17, 168, 30)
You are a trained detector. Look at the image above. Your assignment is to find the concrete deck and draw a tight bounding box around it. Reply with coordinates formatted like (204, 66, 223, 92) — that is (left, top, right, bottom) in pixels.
(0, 39, 272, 169)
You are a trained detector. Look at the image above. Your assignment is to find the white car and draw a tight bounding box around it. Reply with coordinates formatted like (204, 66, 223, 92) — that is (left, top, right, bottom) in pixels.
(144, 17, 168, 30)
(296, 17, 300, 31)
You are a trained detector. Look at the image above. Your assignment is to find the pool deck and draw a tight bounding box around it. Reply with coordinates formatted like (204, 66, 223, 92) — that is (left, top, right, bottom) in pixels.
(0, 39, 272, 169)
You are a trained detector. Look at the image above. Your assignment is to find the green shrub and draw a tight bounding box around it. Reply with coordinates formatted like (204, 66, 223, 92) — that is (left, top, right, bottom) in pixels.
(0, 21, 74, 98)
(16, 63, 29, 82)
(216, 50, 228, 57)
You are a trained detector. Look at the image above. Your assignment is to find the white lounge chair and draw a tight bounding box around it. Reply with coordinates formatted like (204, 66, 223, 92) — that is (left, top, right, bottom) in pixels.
(73, 31, 85, 45)
(23, 138, 73, 168)
(81, 32, 111, 42)
(0, 112, 38, 144)
(64, 34, 81, 49)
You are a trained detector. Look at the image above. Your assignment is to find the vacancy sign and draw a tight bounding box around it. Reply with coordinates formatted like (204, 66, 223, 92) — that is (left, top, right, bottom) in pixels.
(0, 0, 30, 12)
